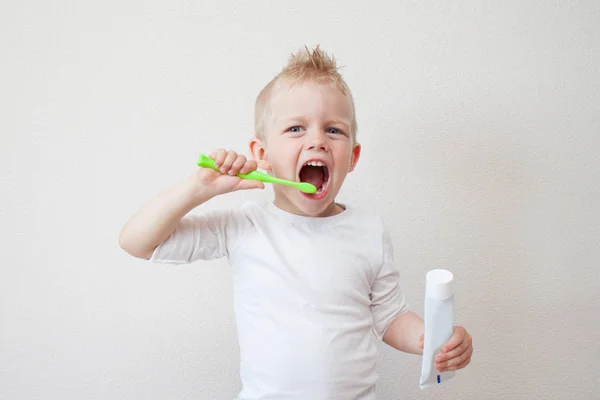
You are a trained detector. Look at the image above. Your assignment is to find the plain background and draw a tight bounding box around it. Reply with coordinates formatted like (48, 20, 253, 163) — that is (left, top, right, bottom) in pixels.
(1, 0, 599, 399)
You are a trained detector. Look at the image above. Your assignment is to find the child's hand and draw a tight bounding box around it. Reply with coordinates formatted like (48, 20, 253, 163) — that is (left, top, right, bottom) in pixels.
(419, 326, 473, 372)
(193, 149, 269, 196)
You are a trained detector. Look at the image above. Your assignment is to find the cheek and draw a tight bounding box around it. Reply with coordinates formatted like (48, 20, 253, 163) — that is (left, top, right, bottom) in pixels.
(334, 147, 353, 170)
(269, 141, 299, 160)
(267, 154, 291, 174)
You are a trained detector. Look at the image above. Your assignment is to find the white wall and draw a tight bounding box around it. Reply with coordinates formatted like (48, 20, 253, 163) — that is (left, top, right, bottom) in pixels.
(2, 1, 599, 399)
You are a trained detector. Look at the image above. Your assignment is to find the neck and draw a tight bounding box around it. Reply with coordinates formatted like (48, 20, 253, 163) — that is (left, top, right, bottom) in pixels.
(272, 197, 344, 217)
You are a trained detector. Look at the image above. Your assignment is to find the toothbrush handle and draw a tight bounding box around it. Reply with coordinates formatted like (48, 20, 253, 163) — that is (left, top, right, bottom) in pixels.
(240, 170, 288, 185)
(197, 154, 315, 193)
(197, 154, 274, 183)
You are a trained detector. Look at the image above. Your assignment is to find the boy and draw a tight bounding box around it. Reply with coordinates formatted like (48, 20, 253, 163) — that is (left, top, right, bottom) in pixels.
(120, 46, 473, 399)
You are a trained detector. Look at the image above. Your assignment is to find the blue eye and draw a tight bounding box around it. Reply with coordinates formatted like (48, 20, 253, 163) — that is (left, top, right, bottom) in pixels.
(288, 126, 303, 133)
(327, 127, 343, 135)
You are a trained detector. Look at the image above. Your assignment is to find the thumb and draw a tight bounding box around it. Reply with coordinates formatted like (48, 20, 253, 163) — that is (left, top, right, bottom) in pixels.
(235, 179, 265, 191)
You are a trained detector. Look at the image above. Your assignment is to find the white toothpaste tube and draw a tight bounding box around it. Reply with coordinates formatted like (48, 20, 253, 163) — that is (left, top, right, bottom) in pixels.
(420, 269, 456, 389)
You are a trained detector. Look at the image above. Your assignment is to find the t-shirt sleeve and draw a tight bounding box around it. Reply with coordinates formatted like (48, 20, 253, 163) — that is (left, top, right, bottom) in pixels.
(150, 207, 252, 265)
(370, 220, 409, 340)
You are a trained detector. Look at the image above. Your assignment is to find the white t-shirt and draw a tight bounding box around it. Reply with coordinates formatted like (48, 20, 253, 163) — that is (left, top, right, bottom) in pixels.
(151, 201, 408, 400)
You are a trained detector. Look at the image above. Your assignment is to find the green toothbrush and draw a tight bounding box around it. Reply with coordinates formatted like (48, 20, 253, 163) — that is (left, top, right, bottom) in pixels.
(197, 154, 317, 194)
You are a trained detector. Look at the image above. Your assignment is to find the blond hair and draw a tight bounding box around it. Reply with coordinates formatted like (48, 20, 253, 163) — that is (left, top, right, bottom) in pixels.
(254, 45, 358, 141)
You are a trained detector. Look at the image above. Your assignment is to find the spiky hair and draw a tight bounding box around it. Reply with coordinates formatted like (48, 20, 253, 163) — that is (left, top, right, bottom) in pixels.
(254, 45, 357, 141)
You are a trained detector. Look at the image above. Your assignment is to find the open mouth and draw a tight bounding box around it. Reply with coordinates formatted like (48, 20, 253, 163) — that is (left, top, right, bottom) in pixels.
(299, 160, 330, 197)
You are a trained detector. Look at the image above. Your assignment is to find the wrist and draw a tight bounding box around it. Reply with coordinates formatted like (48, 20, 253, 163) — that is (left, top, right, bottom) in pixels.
(182, 174, 216, 208)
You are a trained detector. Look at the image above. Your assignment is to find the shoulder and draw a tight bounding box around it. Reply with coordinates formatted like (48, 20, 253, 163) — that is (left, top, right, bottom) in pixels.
(344, 204, 397, 252)
(339, 205, 391, 254)
(238, 200, 269, 220)
(231, 200, 280, 229)
(343, 204, 387, 232)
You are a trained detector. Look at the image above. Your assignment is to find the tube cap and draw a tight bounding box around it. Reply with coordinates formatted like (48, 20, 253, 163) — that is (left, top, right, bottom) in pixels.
(426, 269, 454, 299)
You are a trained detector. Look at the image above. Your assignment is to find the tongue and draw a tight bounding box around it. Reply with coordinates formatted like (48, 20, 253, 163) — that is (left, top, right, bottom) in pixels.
(299, 166, 325, 189)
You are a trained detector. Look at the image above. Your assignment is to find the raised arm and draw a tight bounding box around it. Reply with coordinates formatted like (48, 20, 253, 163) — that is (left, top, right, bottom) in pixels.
(119, 150, 264, 259)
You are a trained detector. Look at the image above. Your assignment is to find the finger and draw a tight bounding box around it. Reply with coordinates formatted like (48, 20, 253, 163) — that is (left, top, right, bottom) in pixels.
(257, 160, 271, 171)
(229, 155, 247, 175)
(220, 151, 239, 173)
(450, 345, 472, 368)
(436, 336, 469, 363)
(240, 159, 258, 174)
(446, 354, 472, 371)
(437, 346, 472, 371)
(236, 179, 265, 191)
(441, 327, 466, 353)
(213, 149, 227, 168)
(208, 149, 219, 159)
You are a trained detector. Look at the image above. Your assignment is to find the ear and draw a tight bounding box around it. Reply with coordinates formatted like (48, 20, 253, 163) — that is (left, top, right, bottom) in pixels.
(249, 136, 271, 170)
(348, 142, 361, 172)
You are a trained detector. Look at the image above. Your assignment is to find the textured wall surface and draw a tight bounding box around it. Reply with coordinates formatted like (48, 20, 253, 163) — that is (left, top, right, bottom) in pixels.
(1, 1, 599, 399)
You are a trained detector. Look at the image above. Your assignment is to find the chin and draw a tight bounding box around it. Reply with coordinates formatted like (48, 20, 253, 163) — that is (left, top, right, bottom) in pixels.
(296, 184, 342, 217)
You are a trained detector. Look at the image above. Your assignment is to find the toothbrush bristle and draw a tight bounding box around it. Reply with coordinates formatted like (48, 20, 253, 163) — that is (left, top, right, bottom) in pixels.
(301, 183, 317, 194)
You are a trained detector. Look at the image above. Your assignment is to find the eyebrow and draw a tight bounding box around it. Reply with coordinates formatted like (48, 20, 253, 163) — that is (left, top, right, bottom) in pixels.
(280, 116, 351, 128)
(327, 119, 351, 129)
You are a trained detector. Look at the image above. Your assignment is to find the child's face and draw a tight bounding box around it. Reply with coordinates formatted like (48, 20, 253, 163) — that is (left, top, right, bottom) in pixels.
(251, 80, 361, 217)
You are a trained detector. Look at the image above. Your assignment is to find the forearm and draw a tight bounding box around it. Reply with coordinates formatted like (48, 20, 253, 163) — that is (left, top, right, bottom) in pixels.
(382, 311, 424, 354)
(119, 175, 212, 259)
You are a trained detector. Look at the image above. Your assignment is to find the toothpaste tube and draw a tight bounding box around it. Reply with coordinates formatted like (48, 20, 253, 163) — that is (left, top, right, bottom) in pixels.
(420, 269, 456, 389)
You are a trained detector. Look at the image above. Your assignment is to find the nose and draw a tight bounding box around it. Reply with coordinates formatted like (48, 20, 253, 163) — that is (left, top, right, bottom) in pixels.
(304, 129, 329, 152)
